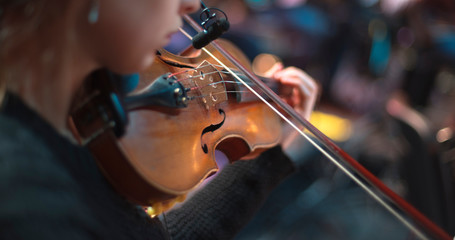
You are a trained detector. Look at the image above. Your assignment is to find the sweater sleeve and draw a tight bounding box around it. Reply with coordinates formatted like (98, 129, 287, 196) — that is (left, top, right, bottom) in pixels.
(164, 146, 296, 240)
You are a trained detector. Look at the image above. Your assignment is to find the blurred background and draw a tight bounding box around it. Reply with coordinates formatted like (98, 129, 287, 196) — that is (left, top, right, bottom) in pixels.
(167, 0, 455, 239)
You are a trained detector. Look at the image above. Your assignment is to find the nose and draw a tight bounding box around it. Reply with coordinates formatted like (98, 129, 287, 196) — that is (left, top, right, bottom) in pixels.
(179, 0, 201, 15)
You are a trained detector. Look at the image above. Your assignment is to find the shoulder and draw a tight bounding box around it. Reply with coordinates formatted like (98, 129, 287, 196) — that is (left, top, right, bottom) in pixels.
(0, 115, 60, 176)
(0, 114, 80, 204)
(0, 114, 75, 195)
(0, 115, 103, 238)
(0, 114, 52, 155)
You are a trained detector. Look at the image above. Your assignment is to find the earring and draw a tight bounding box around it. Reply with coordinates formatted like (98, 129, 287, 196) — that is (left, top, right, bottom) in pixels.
(88, 0, 99, 24)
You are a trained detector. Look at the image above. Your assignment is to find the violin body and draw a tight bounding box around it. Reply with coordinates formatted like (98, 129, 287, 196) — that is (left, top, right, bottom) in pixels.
(70, 40, 282, 206)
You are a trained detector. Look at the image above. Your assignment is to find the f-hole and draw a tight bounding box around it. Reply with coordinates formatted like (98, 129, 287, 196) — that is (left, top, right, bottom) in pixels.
(201, 109, 226, 154)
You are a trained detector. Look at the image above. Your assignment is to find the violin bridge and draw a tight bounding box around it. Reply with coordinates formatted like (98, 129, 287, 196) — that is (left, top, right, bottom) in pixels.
(190, 61, 227, 110)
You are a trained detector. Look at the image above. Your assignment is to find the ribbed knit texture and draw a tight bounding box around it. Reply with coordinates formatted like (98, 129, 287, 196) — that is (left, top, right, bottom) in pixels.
(165, 146, 295, 240)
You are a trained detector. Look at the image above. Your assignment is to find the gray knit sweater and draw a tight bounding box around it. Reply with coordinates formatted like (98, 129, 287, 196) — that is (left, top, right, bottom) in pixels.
(0, 93, 295, 239)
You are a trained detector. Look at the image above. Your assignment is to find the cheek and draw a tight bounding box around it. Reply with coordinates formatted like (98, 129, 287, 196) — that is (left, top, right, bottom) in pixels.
(117, 28, 162, 71)
(91, 2, 175, 73)
(94, 27, 160, 74)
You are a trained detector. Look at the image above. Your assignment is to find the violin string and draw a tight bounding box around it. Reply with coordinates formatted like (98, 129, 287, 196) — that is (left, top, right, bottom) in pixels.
(185, 81, 250, 101)
(167, 70, 256, 94)
(178, 26, 430, 240)
(161, 60, 257, 89)
(162, 60, 250, 85)
(164, 64, 211, 80)
(173, 70, 250, 84)
(168, 69, 192, 78)
(187, 91, 250, 101)
(173, 70, 219, 82)
(186, 80, 254, 91)
(167, 62, 223, 79)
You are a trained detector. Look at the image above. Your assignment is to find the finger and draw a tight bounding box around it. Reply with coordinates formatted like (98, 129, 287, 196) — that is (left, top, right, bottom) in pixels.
(275, 69, 317, 96)
(276, 67, 318, 92)
(264, 62, 284, 78)
(278, 72, 317, 102)
(275, 68, 318, 119)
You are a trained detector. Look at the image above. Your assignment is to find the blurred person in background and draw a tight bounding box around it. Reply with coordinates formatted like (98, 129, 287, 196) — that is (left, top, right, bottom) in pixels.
(196, 0, 455, 239)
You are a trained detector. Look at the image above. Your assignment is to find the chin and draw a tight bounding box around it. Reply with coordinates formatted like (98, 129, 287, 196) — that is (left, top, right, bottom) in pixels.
(107, 52, 157, 75)
(141, 54, 156, 69)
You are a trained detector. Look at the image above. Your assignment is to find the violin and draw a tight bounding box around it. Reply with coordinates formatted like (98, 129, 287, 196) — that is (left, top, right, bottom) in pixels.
(69, 8, 452, 240)
(70, 39, 288, 212)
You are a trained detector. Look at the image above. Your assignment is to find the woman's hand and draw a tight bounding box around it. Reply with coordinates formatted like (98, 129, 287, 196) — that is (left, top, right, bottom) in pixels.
(265, 63, 319, 167)
(265, 63, 318, 120)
